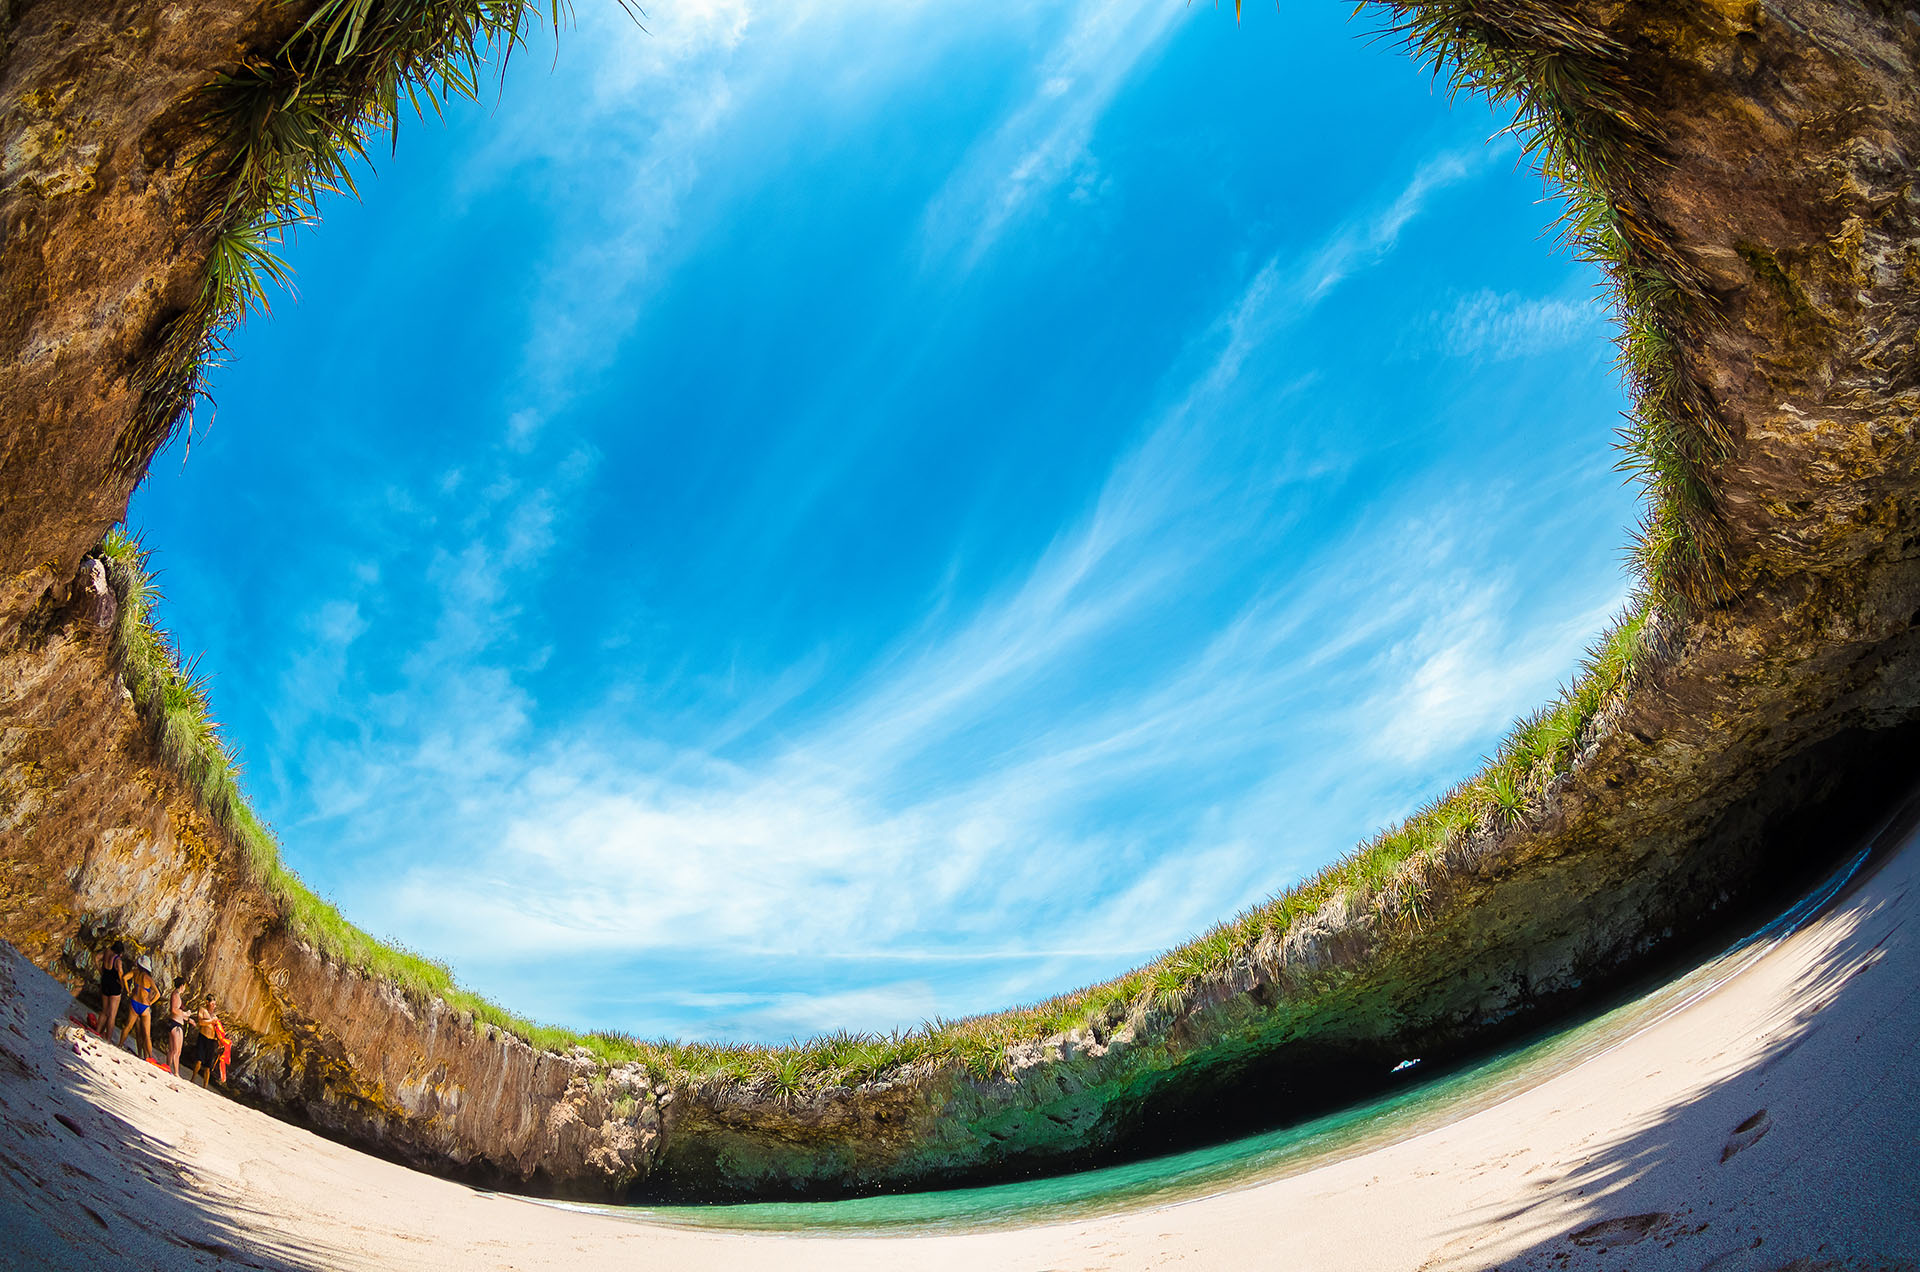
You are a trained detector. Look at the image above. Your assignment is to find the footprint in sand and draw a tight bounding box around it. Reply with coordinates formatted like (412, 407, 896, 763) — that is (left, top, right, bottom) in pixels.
(1719, 1109, 1771, 1163)
(1567, 1212, 1670, 1249)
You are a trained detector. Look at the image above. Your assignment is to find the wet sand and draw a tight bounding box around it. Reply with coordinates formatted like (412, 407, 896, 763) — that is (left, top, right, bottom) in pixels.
(3, 821, 1917, 1271)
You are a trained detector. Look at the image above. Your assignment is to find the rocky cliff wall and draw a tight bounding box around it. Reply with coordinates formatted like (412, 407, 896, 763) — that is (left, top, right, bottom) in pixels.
(0, 0, 1917, 1201)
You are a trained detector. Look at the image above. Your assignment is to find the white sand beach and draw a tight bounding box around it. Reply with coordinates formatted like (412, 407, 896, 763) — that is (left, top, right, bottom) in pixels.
(3, 819, 1917, 1272)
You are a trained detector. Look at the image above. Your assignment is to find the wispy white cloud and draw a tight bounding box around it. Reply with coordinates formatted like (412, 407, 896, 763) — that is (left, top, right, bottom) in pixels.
(1440, 286, 1604, 361)
(279, 149, 1628, 1039)
(1358, 557, 1624, 766)
(918, 0, 1189, 272)
(1298, 147, 1505, 304)
(466, 0, 1015, 448)
(460, 0, 762, 437)
(662, 985, 944, 1042)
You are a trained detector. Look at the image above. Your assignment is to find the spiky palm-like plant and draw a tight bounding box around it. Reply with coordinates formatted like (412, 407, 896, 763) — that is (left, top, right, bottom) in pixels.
(120, 0, 639, 477)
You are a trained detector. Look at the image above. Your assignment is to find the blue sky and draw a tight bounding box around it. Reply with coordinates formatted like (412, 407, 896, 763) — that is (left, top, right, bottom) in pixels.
(128, 0, 1637, 1043)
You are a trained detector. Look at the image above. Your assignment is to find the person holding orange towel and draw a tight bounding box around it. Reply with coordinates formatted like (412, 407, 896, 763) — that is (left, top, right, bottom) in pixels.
(189, 996, 223, 1089)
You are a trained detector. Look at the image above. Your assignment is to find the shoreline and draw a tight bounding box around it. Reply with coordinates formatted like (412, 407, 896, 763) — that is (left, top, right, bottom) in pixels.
(532, 811, 1906, 1241)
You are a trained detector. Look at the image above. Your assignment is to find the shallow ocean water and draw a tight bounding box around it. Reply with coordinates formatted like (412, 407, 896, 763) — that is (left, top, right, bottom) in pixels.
(543, 842, 1868, 1236)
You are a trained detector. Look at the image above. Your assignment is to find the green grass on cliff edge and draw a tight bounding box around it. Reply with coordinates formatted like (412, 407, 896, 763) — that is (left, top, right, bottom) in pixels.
(99, 0, 1723, 1090)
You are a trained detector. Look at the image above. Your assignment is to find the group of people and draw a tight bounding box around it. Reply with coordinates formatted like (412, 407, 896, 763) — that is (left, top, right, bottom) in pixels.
(95, 941, 229, 1088)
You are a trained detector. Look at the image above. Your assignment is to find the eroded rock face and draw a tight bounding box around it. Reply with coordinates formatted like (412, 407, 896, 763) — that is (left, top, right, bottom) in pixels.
(0, 0, 1916, 1200)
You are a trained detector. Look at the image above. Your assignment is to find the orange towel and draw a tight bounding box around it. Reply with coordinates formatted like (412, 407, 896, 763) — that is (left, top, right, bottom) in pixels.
(215, 1022, 231, 1083)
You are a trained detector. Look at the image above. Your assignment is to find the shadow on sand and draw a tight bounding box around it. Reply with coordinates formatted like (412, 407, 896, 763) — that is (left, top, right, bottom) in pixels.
(0, 946, 338, 1271)
(1415, 802, 1920, 1272)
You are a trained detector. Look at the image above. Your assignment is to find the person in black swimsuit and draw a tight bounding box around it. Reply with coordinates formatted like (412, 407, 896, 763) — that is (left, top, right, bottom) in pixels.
(97, 942, 125, 1039)
(190, 996, 222, 1088)
(162, 977, 189, 1076)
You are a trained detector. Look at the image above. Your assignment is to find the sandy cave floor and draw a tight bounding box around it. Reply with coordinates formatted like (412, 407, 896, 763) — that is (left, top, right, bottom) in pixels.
(2, 826, 1919, 1272)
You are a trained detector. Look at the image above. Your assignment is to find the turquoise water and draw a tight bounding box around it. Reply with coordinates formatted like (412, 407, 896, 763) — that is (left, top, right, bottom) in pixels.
(544, 843, 1870, 1235)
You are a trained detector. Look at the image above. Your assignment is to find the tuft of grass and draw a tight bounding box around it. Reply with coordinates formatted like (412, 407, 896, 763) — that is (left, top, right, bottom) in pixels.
(116, 0, 640, 478)
(102, 530, 577, 1033)
(1360, 1, 1734, 612)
